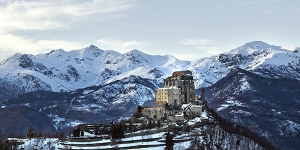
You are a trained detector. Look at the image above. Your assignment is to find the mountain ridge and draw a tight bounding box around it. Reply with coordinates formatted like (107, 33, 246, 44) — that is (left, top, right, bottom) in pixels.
(0, 41, 299, 149)
(1, 75, 159, 132)
(0, 41, 299, 104)
(0, 41, 299, 95)
(205, 68, 300, 150)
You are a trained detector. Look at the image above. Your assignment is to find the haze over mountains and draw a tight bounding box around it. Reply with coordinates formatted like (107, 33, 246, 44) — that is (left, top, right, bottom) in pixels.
(0, 41, 299, 149)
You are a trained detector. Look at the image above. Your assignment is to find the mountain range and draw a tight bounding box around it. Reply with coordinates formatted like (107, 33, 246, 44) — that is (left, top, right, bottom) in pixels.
(0, 41, 299, 149)
(205, 68, 300, 150)
(1, 41, 299, 102)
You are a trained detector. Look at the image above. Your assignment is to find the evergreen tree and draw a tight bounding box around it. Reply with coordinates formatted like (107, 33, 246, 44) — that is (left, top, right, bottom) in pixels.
(147, 119, 153, 129)
(94, 126, 99, 135)
(81, 130, 84, 136)
(118, 124, 125, 138)
(72, 128, 80, 137)
(131, 116, 136, 123)
(133, 105, 142, 118)
(140, 122, 146, 130)
(129, 122, 133, 132)
(165, 132, 174, 150)
(122, 123, 127, 132)
(157, 120, 161, 129)
(110, 123, 117, 139)
(138, 105, 142, 112)
(110, 123, 125, 139)
(59, 133, 66, 140)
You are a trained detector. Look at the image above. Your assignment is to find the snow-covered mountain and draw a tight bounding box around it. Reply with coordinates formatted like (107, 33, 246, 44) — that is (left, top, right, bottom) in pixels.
(205, 68, 300, 150)
(0, 41, 299, 102)
(0, 46, 187, 102)
(0, 41, 300, 147)
(0, 75, 159, 134)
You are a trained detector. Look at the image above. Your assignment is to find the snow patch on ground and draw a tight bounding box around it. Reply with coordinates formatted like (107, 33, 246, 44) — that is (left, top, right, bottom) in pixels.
(18, 138, 60, 150)
(230, 110, 252, 116)
(217, 99, 245, 111)
(82, 90, 94, 95)
(239, 78, 251, 92)
(201, 110, 209, 119)
(278, 120, 300, 137)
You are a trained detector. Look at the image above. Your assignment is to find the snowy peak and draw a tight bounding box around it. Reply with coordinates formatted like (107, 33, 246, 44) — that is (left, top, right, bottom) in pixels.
(0, 53, 23, 64)
(188, 41, 300, 87)
(234, 41, 280, 53)
(217, 41, 300, 69)
(0, 45, 190, 97)
(227, 41, 299, 57)
(87, 44, 98, 49)
(39, 45, 116, 61)
(113, 49, 180, 67)
(0, 41, 299, 101)
(78, 45, 106, 58)
(115, 49, 151, 65)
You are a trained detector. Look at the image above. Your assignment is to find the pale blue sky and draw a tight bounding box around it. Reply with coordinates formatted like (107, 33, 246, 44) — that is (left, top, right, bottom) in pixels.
(0, 0, 299, 61)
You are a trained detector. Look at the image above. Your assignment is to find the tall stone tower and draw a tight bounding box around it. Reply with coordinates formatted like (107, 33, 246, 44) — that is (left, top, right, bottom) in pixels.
(200, 88, 206, 102)
(162, 70, 196, 104)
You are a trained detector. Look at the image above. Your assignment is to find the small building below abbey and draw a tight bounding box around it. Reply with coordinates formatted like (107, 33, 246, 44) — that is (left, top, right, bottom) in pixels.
(140, 70, 204, 122)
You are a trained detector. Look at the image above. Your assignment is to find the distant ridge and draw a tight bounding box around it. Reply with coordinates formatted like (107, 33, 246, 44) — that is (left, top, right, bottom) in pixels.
(0, 41, 299, 149)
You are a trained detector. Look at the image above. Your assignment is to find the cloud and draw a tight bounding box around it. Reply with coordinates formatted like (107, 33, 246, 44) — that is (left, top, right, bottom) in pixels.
(180, 38, 223, 56)
(243, 1, 264, 5)
(173, 54, 199, 61)
(97, 39, 148, 53)
(282, 46, 298, 51)
(264, 10, 273, 14)
(197, 47, 223, 55)
(181, 39, 212, 46)
(0, 0, 138, 59)
(292, 7, 300, 12)
(0, 33, 82, 54)
(0, 0, 137, 32)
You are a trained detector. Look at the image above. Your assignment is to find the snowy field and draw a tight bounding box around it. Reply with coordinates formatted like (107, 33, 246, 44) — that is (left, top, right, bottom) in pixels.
(16, 112, 208, 149)
(17, 131, 191, 150)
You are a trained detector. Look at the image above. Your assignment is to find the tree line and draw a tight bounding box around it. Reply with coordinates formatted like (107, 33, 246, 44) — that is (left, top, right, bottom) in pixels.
(207, 107, 278, 150)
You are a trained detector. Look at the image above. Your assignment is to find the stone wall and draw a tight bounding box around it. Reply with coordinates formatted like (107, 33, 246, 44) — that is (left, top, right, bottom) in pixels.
(141, 106, 165, 119)
(190, 105, 202, 116)
(155, 88, 180, 106)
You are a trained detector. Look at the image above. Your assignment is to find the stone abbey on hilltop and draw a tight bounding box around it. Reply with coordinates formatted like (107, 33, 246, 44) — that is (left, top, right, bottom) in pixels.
(141, 70, 204, 121)
(156, 70, 196, 106)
